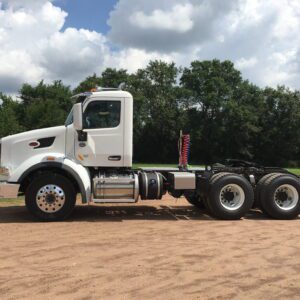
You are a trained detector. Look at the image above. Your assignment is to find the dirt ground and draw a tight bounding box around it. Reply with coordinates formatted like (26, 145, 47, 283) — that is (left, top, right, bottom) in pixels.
(0, 195, 300, 300)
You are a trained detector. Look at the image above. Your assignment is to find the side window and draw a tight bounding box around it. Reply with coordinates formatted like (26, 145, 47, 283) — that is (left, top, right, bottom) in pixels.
(83, 101, 121, 129)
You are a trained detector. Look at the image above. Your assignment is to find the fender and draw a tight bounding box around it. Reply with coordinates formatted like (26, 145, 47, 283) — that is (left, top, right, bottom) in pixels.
(13, 155, 91, 204)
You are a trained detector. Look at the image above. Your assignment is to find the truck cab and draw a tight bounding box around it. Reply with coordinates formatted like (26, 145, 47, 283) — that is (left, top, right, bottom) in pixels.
(66, 89, 133, 168)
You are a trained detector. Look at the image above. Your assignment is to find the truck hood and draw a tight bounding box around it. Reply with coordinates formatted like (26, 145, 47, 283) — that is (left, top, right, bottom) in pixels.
(1, 126, 67, 170)
(1, 126, 65, 144)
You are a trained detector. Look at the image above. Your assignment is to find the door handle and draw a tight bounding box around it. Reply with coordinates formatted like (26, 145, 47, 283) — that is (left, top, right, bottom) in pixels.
(108, 156, 121, 161)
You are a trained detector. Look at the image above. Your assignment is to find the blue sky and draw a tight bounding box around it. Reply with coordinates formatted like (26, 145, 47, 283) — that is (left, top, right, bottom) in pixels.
(55, 0, 117, 33)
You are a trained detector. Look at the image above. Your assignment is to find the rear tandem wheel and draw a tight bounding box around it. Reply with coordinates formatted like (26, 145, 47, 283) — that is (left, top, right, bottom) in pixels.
(257, 173, 300, 219)
(206, 172, 254, 220)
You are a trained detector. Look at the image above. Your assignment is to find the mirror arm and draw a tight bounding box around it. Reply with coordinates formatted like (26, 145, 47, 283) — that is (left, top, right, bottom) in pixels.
(73, 103, 83, 131)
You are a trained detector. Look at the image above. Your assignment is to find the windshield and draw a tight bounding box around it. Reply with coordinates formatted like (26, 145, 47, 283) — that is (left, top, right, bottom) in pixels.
(65, 107, 73, 126)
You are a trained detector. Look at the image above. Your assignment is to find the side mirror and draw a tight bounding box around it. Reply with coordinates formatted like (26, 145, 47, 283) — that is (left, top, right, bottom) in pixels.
(73, 103, 83, 131)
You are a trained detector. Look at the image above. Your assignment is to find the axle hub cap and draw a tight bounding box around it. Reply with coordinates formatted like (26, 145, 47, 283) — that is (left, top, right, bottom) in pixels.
(274, 184, 298, 211)
(36, 185, 65, 213)
(219, 184, 245, 211)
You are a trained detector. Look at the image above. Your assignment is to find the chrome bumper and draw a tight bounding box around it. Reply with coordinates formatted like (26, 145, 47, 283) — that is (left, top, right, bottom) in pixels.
(0, 183, 20, 198)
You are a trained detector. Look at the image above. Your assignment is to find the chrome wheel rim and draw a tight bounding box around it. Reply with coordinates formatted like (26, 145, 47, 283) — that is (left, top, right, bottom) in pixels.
(36, 185, 65, 213)
(274, 184, 298, 211)
(219, 184, 245, 211)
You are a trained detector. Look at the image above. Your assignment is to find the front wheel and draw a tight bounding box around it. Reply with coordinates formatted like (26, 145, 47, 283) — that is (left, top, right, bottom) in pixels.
(207, 173, 254, 220)
(25, 173, 76, 221)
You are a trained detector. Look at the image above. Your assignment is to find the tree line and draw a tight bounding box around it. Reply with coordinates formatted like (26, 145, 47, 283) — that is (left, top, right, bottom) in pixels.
(1, 59, 300, 167)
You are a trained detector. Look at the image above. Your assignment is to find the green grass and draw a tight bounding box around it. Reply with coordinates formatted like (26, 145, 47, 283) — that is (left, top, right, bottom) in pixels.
(0, 197, 24, 206)
(288, 168, 300, 175)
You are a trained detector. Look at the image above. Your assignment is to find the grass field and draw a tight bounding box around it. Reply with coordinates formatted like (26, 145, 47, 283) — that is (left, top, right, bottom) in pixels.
(0, 197, 23, 205)
(288, 168, 300, 175)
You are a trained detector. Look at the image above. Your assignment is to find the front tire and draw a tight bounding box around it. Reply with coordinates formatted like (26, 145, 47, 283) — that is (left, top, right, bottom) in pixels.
(207, 173, 254, 220)
(25, 173, 76, 221)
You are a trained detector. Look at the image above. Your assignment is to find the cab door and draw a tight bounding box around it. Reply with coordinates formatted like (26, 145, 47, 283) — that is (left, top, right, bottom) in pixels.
(74, 97, 124, 167)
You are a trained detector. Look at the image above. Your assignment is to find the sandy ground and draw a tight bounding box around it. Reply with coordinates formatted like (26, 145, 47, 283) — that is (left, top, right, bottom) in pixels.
(0, 195, 300, 300)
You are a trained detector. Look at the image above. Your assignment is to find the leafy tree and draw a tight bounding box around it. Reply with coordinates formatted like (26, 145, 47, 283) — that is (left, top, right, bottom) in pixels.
(73, 69, 129, 94)
(101, 68, 129, 87)
(128, 60, 185, 162)
(73, 74, 102, 94)
(220, 81, 262, 161)
(0, 93, 23, 138)
(254, 87, 300, 166)
(181, 60, 261, 164)
(19, 80, 73, 130)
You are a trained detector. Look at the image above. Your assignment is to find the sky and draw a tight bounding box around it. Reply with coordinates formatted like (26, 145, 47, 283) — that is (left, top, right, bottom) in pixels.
(56, 0, 117, 33)
(0, 0, 299, 94)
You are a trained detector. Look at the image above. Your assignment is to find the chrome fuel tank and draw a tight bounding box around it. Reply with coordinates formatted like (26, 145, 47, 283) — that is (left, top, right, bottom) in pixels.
(93, 173, 139, 202)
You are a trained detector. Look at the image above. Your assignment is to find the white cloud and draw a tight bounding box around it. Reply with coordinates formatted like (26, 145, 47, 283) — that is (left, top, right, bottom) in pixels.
(38, 28, 109, 83)
(0, 0, 300, 93)
(235, 57, 258, 70)
(108, 0, 236, 53)
(108, 0, 300, 89)
(104, 48, 173, 73)
(1, 0, 49, 8)
(0, 1, 110, 93)
(130, 4, 194, 33)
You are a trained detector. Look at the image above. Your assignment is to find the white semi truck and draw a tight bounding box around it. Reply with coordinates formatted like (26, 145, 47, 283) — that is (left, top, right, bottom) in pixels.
(0, 86, 300, 221)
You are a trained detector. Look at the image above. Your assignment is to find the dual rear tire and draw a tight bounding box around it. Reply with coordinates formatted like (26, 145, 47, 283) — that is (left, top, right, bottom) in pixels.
(206, 173, 254, 220)
(185, 172, 254, 220)
(186, 171, 300, 220)
(255, 173, 300, 219)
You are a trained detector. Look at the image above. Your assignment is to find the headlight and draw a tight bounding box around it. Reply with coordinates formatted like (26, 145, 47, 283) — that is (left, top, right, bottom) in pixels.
(0, 167, 9, 181)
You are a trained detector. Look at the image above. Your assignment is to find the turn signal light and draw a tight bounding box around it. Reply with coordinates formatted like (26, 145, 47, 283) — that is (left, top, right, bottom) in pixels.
(46, 156, 56, 161)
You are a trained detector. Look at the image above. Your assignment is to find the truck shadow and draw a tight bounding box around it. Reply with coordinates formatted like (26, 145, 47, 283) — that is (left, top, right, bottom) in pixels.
(0, 204, 294, 223)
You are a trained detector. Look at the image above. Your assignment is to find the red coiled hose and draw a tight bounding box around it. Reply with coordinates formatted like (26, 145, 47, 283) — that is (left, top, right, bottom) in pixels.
(179, 133, 190, 168)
